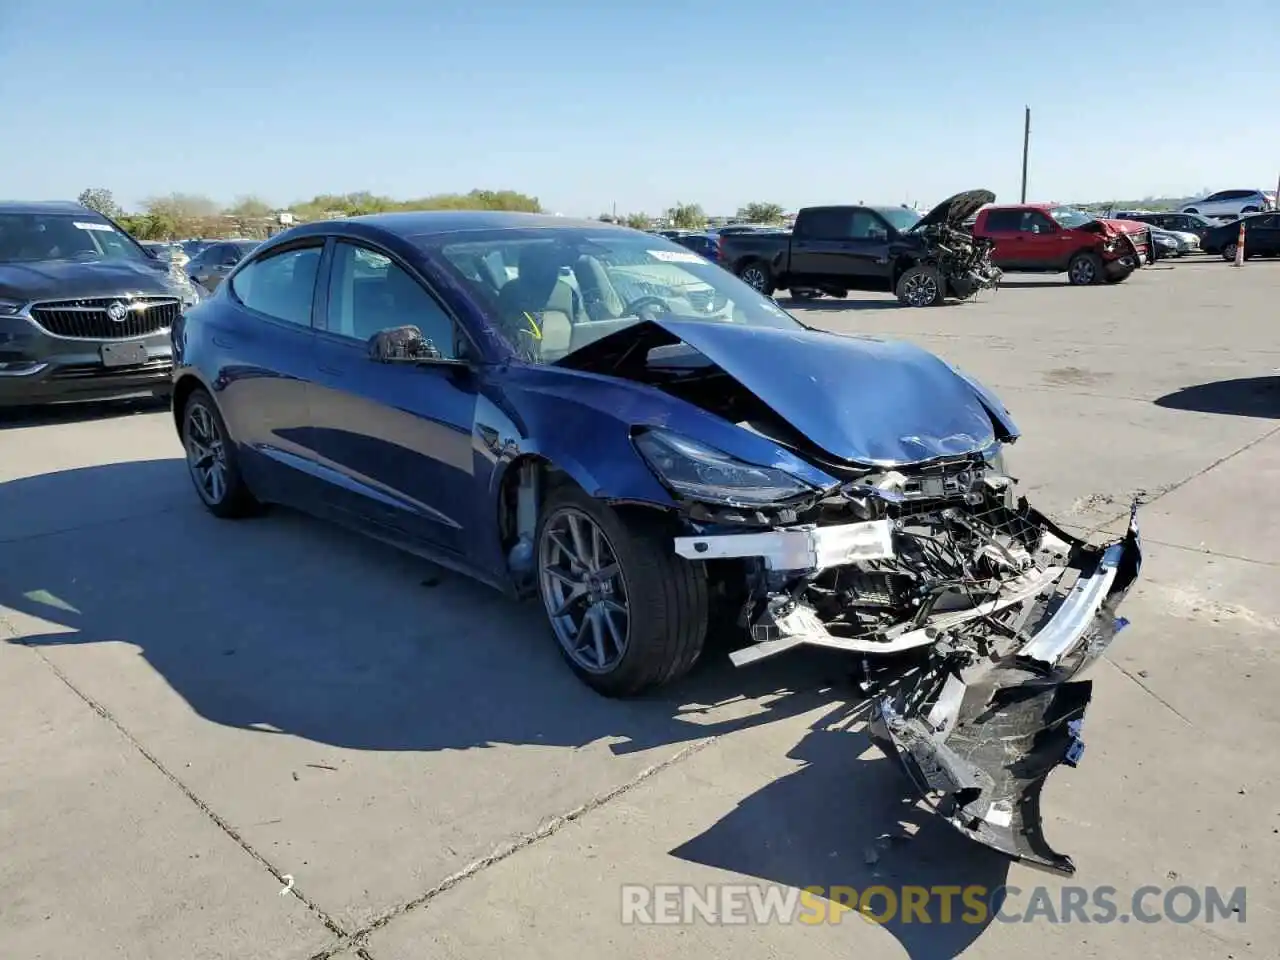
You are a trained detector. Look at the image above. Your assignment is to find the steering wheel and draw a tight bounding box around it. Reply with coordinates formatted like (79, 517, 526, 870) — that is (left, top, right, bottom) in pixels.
(623, 296, 673, 321)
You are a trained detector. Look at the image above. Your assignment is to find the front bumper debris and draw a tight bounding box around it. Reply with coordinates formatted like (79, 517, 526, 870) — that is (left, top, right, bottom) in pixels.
(867, 505, 1142, 875)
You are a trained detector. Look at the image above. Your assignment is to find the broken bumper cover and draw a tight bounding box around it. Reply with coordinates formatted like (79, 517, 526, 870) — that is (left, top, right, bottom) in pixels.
(867, 505, 1143, 876)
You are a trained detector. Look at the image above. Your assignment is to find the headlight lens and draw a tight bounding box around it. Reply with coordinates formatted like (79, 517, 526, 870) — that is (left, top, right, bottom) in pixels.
(633, 428, 813, 506)
(0, 299, 23, 316)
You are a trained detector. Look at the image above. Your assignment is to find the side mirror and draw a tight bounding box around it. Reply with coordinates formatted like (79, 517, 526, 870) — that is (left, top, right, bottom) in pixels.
(368, 325, 445, 363)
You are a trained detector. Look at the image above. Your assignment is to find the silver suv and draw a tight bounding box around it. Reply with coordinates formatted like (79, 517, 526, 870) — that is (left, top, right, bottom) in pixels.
(1178, 189, 1275, 220)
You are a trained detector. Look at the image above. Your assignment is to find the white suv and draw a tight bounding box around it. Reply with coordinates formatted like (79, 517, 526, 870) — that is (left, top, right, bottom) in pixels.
(1178, 189, 1275, 220)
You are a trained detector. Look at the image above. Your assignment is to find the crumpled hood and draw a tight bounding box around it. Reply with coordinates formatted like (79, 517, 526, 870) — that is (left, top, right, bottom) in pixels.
(1097, 218, 1148, 237)
(562, 318, 1016, 465)
(0, 258, 173, 304)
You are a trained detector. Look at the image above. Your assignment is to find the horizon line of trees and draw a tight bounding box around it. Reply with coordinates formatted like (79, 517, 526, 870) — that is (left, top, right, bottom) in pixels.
(76, 187, 797, 242)
(75, 187, 544, 241)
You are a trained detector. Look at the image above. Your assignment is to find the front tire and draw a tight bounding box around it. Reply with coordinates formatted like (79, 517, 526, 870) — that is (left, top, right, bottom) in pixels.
(180, 387, 260, 518)
(1222, 242, 1238, 262)
(1067, 251, 1103, 285)
(535, 484, 707, 697)
(895, 264, 944, 307)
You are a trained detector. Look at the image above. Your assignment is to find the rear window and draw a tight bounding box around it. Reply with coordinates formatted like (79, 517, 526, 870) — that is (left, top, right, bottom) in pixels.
(982, 209, 1022, 232)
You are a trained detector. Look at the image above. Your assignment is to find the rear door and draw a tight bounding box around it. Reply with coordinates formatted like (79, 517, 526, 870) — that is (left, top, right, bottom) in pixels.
(306, 239, 480, 556)
(215, 239, 328, 508)
(1246, 214, 1280, 255)
(788, 208, 891, 290)
(979, 209, 1029, 267)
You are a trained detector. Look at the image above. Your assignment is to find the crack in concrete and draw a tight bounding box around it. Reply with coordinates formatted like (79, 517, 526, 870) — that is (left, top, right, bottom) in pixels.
(1088, 420, 1280, 536)
(0, 504, 181, 546)
(1, 627, 351, 949)
(305, 735, 718, 959)
(1104, 657, 1193, 726)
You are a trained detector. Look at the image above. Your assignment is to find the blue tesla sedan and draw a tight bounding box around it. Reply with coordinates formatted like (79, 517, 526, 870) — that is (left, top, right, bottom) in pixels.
(171, 210, 1141, 871)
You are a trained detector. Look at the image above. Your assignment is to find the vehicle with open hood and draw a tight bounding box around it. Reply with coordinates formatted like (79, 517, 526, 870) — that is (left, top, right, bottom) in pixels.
(973, 204, 1152, 284)
(717, 190, 1002, 307)
(171, 211, 1141, 873)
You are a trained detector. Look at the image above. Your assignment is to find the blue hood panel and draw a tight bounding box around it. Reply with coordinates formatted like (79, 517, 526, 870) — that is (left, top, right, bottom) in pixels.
(655, 320, 1003, 466)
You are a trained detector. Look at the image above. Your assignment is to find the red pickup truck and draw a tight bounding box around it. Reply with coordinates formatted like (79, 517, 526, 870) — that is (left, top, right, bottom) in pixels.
(971, 203, 1150, 285)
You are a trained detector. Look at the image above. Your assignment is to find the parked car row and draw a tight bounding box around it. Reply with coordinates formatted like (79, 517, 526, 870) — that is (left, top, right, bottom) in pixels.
(713, 191, 1163, 305)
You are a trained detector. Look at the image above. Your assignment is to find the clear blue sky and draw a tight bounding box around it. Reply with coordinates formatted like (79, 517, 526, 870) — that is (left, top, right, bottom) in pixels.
(1, 0, 1277, 215)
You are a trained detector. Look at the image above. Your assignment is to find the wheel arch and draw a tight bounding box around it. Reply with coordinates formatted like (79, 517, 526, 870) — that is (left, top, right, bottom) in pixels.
(171, 372, 211, 435)
(494, 451, 677, 596)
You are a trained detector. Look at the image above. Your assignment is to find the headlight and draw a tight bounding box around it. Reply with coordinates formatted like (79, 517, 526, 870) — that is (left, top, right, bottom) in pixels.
(633, 427, 813, 506)
(0, 299, 23, 316)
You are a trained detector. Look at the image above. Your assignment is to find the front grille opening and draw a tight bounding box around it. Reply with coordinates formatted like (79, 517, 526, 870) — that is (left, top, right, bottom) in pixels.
(30, 297, 180, 339)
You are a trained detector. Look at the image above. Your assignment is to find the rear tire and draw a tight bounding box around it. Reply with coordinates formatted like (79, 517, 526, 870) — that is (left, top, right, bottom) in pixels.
(180, 387, 260, 519)
(737, 261, 775, 296)
(1222, 242, 1238, 262)
(1067, 252, 1103, 285)
(535, 484, 708, 697)
(895, 264, 945, 307)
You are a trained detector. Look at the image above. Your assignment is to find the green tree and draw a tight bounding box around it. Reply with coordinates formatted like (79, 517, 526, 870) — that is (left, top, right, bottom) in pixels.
(735, 202, 785, 224)
(624, 213, 651, 230)
(141, 193, 221, 238)
(224, 195, 273, 218)
(77, 187, 122, 219)
(667, 202, 705, 229)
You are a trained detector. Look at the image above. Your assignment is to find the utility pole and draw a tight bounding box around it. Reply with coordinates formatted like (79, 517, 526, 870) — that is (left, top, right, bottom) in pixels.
(1020, 107, 1031, 203)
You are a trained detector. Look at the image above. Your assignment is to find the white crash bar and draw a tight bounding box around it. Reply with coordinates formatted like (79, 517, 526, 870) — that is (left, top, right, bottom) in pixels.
(673, 519, 895, 572)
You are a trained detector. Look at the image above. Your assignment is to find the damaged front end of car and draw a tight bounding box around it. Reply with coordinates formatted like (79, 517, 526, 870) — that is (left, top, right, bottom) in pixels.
(909, 189, 1003, 300)
(561, 317, 1141, 872)
(668, 454, 1141, 874)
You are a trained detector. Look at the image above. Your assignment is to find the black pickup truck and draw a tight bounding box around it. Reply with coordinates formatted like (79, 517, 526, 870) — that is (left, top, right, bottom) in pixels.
(718, 190, 1002, 307)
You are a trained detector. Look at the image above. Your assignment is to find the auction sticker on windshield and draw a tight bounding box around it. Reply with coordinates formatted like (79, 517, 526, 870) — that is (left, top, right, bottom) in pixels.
(647, 249, 706, 264)
(74, 221, 115, 232)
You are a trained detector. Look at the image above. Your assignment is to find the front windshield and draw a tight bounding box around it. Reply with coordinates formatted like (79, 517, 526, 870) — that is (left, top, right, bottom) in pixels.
(1047, 207, 1095, 229)
(0, 213, 149, 264)
(420, 227, 802, 364)
(882, 207, 922, 231)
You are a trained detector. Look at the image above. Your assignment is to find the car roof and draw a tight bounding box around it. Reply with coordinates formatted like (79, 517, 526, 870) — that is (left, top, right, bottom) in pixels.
(295, 210, 622, 239)
(0, 200, 97, 216)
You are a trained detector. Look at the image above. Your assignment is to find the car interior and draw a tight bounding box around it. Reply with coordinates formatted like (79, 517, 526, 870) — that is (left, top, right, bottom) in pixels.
(442, 241, 730, 363)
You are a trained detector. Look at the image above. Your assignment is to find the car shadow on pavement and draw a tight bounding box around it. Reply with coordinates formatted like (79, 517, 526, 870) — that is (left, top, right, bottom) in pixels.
(0, 458, 863, 759)
(994, 279, 1074, 288)
(669, 700, 1010, 958)
(778, 296, 902, 311)
(0, 396, 170, 431)
(1154, 376, 1280, 418)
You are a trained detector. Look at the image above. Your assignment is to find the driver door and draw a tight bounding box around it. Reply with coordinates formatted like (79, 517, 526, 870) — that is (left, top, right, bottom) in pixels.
(307, 240, 480, 557)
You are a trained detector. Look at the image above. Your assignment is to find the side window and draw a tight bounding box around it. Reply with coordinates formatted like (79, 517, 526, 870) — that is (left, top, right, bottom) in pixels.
(1203, 191, 1228, 202)
(797, 209, 852, 240)
(229, 245, 322, 327)
(326, 241, 459, 359)
(1020, 211, 1055, 234)
(982, 210, 1022, 232)
(848, 211, 888, 240)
